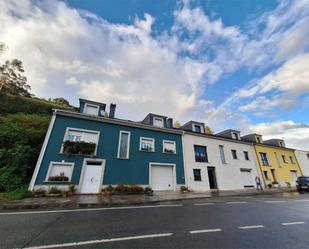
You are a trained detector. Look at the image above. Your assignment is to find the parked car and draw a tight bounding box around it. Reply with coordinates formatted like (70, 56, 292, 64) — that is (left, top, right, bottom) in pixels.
(296, 176, 309, 192)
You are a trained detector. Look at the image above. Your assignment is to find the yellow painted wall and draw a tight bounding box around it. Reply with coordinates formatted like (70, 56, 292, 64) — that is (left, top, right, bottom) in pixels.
(253, 144, 302, 187)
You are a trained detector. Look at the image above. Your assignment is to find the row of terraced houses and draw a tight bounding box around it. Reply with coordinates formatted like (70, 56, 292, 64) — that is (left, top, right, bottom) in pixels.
(29, 99, 309, 193)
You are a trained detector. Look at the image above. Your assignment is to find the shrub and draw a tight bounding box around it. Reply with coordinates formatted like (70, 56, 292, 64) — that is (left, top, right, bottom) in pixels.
(32, 188, 46, 197)
(48, 187, 62, 195)
(114, 184, 145, 194)
(68, 184, 77, 193)
(63, 140, 96, 155)
(0, 113, 50, 192)
(180, 186, 189, 192)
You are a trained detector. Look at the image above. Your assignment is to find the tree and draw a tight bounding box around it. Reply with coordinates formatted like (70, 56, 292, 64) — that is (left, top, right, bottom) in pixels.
(0, 59, 32, 97)
(174, 121, 181, 128)
(0, 42, 7, 56)
(205, 126, 214, 134)
(52, 97, 71, 107)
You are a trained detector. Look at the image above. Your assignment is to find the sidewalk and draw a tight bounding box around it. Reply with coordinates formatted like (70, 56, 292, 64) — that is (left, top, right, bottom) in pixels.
(0, 188, 298, 211)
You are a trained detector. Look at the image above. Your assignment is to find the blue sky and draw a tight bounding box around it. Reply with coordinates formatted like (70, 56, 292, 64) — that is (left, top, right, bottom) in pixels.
(1, 0, 309, 149)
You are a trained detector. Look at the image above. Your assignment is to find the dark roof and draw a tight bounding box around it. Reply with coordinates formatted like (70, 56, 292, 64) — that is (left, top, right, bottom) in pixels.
(142, 113, 168, 122)
(79, 98, 106, 106)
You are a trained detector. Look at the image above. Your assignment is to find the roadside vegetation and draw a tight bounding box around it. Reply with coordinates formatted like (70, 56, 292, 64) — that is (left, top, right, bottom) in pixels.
(0, 42, 75, 200)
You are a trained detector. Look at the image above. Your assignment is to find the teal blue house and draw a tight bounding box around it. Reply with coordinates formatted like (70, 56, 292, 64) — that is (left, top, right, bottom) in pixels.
(29, 99, 185, 193)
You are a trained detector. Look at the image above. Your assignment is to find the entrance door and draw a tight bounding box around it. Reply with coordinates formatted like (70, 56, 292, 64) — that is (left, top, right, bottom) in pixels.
(151, 164, 174, 191)
(291, 170, 298, 184)
(240, 169, 254, 188)
(80, 160, 104, 194)
(207, 167, 217, 189)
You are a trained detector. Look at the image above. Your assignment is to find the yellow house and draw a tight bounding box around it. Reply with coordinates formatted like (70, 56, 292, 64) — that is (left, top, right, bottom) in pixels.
(242, 134, 302, 188)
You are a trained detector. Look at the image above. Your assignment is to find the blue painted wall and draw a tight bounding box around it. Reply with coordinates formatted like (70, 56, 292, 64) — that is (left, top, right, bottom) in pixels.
(35, 114, 185, 185)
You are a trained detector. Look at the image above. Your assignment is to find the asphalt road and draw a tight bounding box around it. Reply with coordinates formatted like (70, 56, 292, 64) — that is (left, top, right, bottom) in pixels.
(2, 193, 309, 249)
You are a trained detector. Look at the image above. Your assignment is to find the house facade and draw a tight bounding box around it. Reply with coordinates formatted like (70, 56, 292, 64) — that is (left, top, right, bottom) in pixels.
(294, 150, 309, 176)
(29, 99, 185, 193)
(242, 134, 302, 187)
(181, 122, 262, 191)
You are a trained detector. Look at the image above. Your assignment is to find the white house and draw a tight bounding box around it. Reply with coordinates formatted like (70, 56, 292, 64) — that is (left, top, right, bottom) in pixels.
(181, 122, 262, 191)
(295, 150, 309, 176)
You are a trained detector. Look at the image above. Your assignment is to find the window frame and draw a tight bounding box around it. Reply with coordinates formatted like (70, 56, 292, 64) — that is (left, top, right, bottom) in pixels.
(139, 137, 155, 152)
(282, 155, 287, 163)
(162, 140, 176, 154)
(260, 152, 269, 166)
(117, 130, 131, 159)
(231, 149, 238, 160)
(84, 103, 99, 116)
(61, 127, 100, 155)
(45, 161, 74, 182)
(219, 145, 226, 164)
(244, 151, 250, 161)
(193, 169, 202, 181)
(289, 156, 295, 164)
(192, 124, 203, 133)
(153, 117, 164, 128)
(263, 170, 270, 180)
(194, 145, 208, 163)
(232, 132, 239, 140)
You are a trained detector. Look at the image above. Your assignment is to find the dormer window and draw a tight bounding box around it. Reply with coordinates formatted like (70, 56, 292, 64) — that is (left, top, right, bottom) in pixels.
(193, 124, 203, 133)
(232, 132, 239, 140)
(84, 103, 99, 116)
(279, 141, 283, 147)
(256, 137, 261, 143)
(153, 117, 164, 128)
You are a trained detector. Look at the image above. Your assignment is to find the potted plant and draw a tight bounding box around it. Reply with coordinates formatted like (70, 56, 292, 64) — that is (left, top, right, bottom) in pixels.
(180, 186, 189, 193)
(102, 185, 114, 196)
(48, 172, 69, 182)
(63, 140, 96, 156)
(32, 188, 46, 197)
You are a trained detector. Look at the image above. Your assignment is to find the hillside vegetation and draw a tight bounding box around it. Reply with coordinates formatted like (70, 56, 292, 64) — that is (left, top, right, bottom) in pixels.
(0, 93, 74, 197)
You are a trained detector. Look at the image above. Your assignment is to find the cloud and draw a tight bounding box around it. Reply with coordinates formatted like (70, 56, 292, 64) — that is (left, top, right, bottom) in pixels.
(249, 121, 309, 150)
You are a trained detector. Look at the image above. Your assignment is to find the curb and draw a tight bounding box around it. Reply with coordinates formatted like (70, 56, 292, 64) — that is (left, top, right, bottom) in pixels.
(0, 189, 298, 212)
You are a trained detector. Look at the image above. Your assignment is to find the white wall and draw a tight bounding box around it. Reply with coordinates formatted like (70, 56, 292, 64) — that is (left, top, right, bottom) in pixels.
(295, 150, 309, 176)
(183, 134, 262, 191)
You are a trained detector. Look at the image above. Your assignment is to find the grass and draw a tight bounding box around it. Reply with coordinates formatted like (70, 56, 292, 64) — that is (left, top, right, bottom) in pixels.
(0, 186, 32, 201)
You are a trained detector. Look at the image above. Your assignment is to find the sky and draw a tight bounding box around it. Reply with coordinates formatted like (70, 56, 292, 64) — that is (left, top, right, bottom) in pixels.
(1, 0, 309, 150)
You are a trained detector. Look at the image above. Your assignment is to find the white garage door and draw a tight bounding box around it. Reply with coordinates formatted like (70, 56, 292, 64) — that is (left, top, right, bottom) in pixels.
(240, 169, 254, 188)
(151, 164, 174, 191)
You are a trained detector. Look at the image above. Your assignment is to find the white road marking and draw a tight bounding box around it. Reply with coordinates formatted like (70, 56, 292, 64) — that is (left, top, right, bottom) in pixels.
(295, 199, 309, 202)
(226, 201, 247, 204)
(264, 200, 285, 203)
(238, 225, 265, 229)
(21, 233, 173, 249)
(190, 228, 222, 234)
(0, 204, 183, 216)
(282, 221, 306, 226)
(194, 203, 215, 206)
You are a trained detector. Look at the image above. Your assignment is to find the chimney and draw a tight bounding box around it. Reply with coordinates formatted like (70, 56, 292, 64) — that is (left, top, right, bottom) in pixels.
(109, 103, 116, 118)
(167, 118, 173, 128)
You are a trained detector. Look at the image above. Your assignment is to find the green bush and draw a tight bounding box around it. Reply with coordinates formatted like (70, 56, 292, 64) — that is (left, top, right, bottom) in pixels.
(0, 92, 74, 115)
(0, 113, 50, 191)
(63, 140, 96, 155)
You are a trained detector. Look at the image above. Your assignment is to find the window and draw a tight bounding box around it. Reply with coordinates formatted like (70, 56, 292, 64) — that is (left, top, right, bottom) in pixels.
(62, 128, 100, 155)
(194, 145, 208, 162)
(279, 141, 283, 147)
(219, 145, 226, 164)
(289, 156, 295, 164)
(256, 137, 261, 143)
(117, 131, 130, 159)
(263, 171, 269, 180)
(244, 151, 249, 160)
(140, 137, 155, 152)
(193, 169, 202, 181)
(282, 155, 287, 163)
(163, 140, 176, 154)
(274, 152, 281, 167)
(232, 132, 239, 140)
(307, 153, 309, 160)
(153, 117, 164, 127)
(193, 124, 202, 133)
(259, 152, 269, 166)
(231, 149, 238, 159)
(46, 162, 74, 182)
(84, 103, 99, 115)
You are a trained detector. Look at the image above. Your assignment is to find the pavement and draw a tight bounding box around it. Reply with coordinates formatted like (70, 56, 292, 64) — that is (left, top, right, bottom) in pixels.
(0, 188, 297, 211)
(1, 192, 309, 249)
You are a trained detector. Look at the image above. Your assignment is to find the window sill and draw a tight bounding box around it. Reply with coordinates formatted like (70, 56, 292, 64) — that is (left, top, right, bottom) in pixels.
(139, 150, 155, 153)
(117, 157, 130, 160)
(163, 152, 176, 155)
(195, 161, 209, 163)
(59, 153, 97, 157)
(43, 181, 73, 185)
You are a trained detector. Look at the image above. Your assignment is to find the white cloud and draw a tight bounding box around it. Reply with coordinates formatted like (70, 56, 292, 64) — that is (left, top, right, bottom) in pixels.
(249, 121, 309, 150)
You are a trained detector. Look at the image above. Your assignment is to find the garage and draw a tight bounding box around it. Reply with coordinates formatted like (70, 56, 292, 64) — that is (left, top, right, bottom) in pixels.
(240, 169, 254, 188)
(150, 164, 175, 191)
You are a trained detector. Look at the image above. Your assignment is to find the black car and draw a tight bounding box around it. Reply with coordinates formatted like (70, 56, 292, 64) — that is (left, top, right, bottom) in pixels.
(296, 176, 309, 191)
